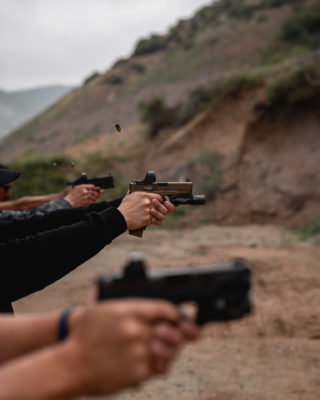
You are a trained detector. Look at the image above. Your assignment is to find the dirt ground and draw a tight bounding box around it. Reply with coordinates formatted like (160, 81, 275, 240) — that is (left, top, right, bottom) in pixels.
(14, 224, 320, 400)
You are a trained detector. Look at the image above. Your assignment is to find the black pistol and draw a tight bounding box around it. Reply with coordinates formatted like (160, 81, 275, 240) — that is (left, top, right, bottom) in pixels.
(67, 172, 114, 189)
(97, 253, 252, 325)
(129, 171, 205, 237)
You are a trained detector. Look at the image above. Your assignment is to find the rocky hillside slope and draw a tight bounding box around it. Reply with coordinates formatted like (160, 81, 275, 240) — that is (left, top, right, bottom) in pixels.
(1, 0, 318, 159)
(1, 0, 319, 228)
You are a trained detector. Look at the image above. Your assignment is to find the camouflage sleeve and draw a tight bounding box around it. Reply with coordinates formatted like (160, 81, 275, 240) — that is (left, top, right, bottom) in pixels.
(29, 198, 72, 215)
(0, 199, 71, 221)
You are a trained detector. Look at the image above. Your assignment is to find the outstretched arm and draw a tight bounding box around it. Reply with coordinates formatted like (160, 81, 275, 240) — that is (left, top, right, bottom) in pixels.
(0, 301, 199, 400)
(0, 207, 127, 304)
(0, 198, 124, 240)
(0, 312, 59, 363)
(0, 184, 106, 222)
(0, 193, 174, 304)
(0, 192, 174, 241)
(0, 190, 69, 211)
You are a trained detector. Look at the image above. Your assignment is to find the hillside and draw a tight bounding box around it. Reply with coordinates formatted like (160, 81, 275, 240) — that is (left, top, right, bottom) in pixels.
(0, 0, 319, 228)
(1, 0, 319, 159)
(0, 85, 72, 139)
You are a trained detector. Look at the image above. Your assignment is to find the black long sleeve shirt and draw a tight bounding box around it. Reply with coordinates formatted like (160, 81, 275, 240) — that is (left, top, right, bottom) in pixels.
(0, 199, 126, 312)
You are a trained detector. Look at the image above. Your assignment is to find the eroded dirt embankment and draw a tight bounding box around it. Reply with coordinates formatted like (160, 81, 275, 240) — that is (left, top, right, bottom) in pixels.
(63, 87, 320, 229)
(214, 107, 320, 227)
(136, 90, 320, 228)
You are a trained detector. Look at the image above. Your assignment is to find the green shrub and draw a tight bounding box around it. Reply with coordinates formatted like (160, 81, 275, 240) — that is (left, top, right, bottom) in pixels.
(260, 2, 320, 65)
(9, 157, 72, 198)
(212, 0, 252, 19)
(167, 26, 182, 43)
(200, 0, 304, 25)
(83, 72, 100, 85)
(299, 217, 320, 240)
(215, 74, 262, 97)
(267, 68, 320, 110)
(196, 150, 224, 194)
(130, 62, 146, 74)
(103, 74, 123, 85)
(111, 58, 128, 69)
(260, 44, 309, 65)
(139, 97, 166, 122)
(280, 4, 320, 49)
(263, 0, 302, 7)
(139, 97, 178, 138)
(181, 86, 213, 116)
(133, 34, 168, 56)
(197, 149, 221, 166)
(223, 1, 255, 19)
(172, 150, 224, 197)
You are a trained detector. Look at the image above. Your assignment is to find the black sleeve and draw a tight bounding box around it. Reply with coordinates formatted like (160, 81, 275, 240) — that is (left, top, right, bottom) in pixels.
(0, 198, 124, 242)
(0, 207, 127, 303)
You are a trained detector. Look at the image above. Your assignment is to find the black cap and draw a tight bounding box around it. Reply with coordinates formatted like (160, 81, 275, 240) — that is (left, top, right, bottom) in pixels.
(0, 167, 20, 185)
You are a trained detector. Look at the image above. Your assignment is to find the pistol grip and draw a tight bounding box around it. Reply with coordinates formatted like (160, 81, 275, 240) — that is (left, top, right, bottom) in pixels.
(129, 227, 146, 238)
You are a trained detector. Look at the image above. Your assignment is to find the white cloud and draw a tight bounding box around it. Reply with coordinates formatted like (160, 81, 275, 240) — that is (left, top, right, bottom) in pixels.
(0, 0, 211, 90)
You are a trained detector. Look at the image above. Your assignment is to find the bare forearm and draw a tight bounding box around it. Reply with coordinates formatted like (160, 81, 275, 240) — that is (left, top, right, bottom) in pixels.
(0, 313, 59, 363)
(0, 193, 65, 211)
(0, 341, 87, 400)
(0, 301, 198, 400)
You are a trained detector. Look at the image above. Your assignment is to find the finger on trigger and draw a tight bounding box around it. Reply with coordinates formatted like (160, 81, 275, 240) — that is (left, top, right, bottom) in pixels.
(152, 199, 168, 214)
(164, 201, 176, 213)
(153, 323, 182, 346)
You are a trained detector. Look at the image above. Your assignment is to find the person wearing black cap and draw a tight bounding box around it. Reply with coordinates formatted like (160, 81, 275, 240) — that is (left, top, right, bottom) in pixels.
(0, 163, 67, 207)
(0, 164, 103, 219)
(0, 166, 176, 313)
(0, 166, 20, 188)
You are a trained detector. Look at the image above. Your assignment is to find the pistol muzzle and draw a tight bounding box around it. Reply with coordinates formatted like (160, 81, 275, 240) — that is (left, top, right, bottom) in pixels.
(189, 195, 205, 205)
(171, 194, 205, 206)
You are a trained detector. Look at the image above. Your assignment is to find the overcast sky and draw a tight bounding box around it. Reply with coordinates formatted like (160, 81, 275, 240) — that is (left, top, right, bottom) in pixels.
(0, 0, 211, 91)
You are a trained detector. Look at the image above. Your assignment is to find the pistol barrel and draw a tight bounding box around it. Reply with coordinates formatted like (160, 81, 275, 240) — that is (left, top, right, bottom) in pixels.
(171, 194, 205, 206)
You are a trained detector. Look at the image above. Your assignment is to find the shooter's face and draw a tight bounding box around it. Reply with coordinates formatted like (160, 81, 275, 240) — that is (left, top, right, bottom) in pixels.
(0, 184, 12, 201)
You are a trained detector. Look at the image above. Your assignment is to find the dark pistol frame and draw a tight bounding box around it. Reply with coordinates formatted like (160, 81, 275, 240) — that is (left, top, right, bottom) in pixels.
(97, 254, 252, 325)
(67, 172, 114, 189)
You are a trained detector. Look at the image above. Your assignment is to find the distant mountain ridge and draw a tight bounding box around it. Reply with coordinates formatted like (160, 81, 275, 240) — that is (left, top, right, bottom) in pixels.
(0, 85, 73, 139)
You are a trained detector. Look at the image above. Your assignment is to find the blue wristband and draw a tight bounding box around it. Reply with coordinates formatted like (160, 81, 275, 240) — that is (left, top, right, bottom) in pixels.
(58, 308, 72, 341)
